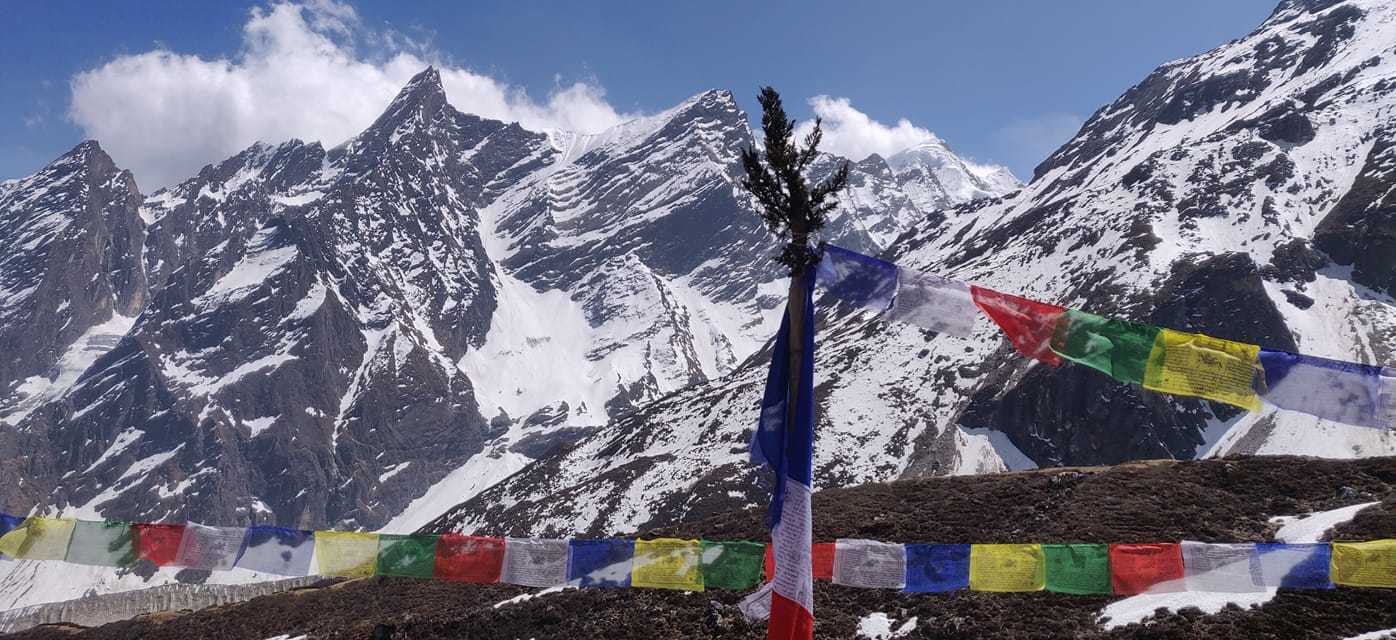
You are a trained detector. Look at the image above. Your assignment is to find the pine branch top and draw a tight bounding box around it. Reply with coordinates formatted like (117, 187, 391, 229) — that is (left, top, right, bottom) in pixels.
(740, 87, 849, 276)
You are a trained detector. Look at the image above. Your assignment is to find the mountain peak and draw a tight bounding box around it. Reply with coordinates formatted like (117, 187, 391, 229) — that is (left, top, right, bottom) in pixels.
(46, 139, 124, 183)
(362, 67, 450, 137)
(400, 66, 443, 98)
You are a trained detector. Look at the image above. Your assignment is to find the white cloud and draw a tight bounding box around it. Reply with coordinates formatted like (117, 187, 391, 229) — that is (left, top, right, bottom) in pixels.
(793, 96, 939, 162)
(991, 113, 1084, 180)
(68, 0, 634, 189)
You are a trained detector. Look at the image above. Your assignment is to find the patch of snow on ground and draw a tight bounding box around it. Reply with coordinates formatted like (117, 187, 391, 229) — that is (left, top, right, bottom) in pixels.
(857, 612, 918, 639)
(1271, 501, 1379, 543)
(1344, 628, 1396, 640)
(952, 426, 1038, 475)
(1098, 501, 1379, 630)
(1100, 590, 1278, 630)
(491, 585, 572, 608)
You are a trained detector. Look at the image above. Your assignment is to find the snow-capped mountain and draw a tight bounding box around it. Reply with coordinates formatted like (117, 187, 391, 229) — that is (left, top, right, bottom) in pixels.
(427, 0, 1396, 538)
(0, 142, 145, 431)
(0, 60, 1009, 559)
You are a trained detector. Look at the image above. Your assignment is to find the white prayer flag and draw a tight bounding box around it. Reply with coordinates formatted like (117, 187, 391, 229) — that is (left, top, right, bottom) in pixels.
(175, 523, 247, 571)
(501, 537, 569, 587)
(886, 268, 978, 338)
(1181, 541, 1264, 592)
(832, 539, 907, 590)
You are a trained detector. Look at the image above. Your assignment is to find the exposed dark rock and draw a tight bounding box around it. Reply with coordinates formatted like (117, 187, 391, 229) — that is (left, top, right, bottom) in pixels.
(1314, 127, 1396, 294)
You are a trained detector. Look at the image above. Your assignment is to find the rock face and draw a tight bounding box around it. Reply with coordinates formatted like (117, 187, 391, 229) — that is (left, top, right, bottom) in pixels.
(0, 63, 1011, 549)
(429, 0, 1396, 538)
(0, 142, 146, 428)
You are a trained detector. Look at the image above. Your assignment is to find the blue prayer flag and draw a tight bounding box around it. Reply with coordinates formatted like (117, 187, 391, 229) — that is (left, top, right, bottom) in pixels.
(904, 544, 971, 592)
(815, 244, 898, 313)
(1257, 350, 1388, 429)
(750, 269, 817, 527)
(568, 539, 634, 588)
(1256, 543, 1333, 589)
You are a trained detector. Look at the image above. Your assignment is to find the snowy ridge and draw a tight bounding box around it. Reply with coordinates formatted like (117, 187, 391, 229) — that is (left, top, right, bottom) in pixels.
(1, 62, 1010, 539)
(431, 0, 1396, 539)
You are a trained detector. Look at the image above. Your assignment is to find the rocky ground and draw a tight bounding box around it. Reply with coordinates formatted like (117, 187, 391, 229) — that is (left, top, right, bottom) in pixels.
(5, 455, 1395, 639)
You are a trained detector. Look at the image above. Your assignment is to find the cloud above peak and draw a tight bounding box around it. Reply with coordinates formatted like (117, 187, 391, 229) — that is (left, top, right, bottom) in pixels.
(68, 0, 634, 189)
(793, 96, 940, 162)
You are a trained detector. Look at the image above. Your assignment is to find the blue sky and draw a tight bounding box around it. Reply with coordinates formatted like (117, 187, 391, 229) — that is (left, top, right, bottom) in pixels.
(2, 0, 1279, 189)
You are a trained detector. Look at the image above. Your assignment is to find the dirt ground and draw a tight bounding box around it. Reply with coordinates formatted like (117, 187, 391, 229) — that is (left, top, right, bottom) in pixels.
(6, 455, 1395, 639)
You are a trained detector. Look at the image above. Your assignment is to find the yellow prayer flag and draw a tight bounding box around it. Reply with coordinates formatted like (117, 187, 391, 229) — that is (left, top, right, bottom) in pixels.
(969, 544, 1045, 592)
(632, 538, 704, 591)
(315, 531, 380, 579)
(1331, 540, 1396, 588)
(0, 517, 77, 561)
(1143, 329, 1262, 411)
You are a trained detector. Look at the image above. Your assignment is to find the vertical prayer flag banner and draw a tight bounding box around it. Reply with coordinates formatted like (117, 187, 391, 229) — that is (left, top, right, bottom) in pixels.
(1331, 540, 1396, 588)
(1050, 309, 1159, 384)
(568, 539, 634, 588)
(1110, 544, 1184, 594)
(175, 523, 247, 571)
(885, 268, 978, 338)
(434, 534, 504, 583)
(633, 538, 704, 591)
(699, 541, 763, 590)
(1042, 544, 1112, 595)
(1255, 543, 1332, 589)
(315, 531, 379, 579)
(767, 544, 835, 582)
(969, 544, 1045, 592)
(64, 521, 135, 568)
(376, 534, 440, 579)
(501, 537, 569, 587)
(746, 269, 817, 640)
(816, 244, 898, 312)
(1144, 330, 1262, 411)
(1257, 350, 1388, 429)
(0, 517, 76, 561)
(904, 544, 970, 593)
(1181, 542, 1264, 593)
(133, 523, 186, 566)
(236, 526, 315, 576)
(972, 287, 1065, 365)
(832, 539, 907, 590)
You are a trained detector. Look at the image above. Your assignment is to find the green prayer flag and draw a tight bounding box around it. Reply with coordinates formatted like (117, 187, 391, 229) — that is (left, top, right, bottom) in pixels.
(1043, 544, 1113, 595)
(1050, 309, 1160, 384)
(699, 541, 765, 590)
(376, 534, 440, 579)
(65, 521, 136, 568)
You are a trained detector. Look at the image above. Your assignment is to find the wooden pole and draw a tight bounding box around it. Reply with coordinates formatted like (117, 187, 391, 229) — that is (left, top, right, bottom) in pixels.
(785, 230, 809, 422)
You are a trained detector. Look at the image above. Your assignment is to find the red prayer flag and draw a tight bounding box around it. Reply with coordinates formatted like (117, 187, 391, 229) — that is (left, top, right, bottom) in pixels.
(1110, 543, 1184, 594)
(765, 543, 835, 582)
(970, 286, 1065, 366)
(433, 534, 504, 583)
(133, 523, 186, 566)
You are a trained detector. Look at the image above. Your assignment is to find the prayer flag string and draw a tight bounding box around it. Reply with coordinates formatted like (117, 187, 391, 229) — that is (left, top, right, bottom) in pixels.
(815, 244, 1396, 431)
(0, 514, 1390, 593)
